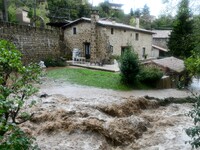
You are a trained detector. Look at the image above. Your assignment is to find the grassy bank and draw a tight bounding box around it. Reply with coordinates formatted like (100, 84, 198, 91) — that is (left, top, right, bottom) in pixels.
(46, 67, 136, 90)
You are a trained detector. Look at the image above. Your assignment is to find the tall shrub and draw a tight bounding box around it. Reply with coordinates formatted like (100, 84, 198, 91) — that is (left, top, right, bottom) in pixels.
(0, 40, 41, 149)
(119, 47, 140, 85)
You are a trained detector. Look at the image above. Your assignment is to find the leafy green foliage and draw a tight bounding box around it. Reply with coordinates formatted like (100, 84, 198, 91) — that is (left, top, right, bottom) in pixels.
(139, 66, 163, 87)
(151, 14, 174, 29)
(186, 94, 200, 148)
(119, 47, 140, 85)
(185, 52, 200, 77)
(167, 0, 194, 59)
(2, 0, 49, 25)
(0, 126, 38, 150)
(184, 15, 200, 77)
(0, 40, 41, 149)
(47, 0, 92, 22)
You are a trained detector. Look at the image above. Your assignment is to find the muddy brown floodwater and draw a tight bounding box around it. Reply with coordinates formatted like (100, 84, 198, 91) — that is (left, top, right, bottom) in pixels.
(20, 77, 198, 150)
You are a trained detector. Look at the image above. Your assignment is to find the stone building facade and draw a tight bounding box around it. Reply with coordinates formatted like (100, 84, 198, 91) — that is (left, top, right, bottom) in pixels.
(152, 30, 171, 58)
(0, 21, 63, 64)
(63, 11, 154, 64)
(152, 30, 171, 49)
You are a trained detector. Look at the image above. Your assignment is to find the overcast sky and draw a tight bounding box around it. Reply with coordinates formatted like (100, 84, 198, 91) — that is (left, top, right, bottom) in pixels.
(89, 0, 167, 17)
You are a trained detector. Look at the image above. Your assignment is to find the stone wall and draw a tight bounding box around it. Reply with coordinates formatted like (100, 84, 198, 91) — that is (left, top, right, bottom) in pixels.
(0, 21, 63, 64)
(64, 21, 111, 64)
(153, 38, 168, 49)
(103, 27, 153, 59)
(64, 21, 91, 56)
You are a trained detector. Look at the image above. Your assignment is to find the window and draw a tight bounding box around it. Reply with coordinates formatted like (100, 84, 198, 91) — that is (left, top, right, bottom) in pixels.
(135, 33, 139, 41)
(111, 28, 114, 34)
(73, 27, 77, 34)
(110, 45, 113, 53)
(142, 47, 146, 58)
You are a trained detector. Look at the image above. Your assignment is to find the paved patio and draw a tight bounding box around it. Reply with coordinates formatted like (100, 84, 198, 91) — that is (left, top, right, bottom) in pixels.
(67, 61, 120, 72)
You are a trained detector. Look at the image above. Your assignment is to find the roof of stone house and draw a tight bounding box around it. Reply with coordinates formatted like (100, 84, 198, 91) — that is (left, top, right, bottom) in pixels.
(47, 21, 72, 27)
(63, 17, 154, 34)
(152, 56, 185, 73)
(152, 45, 168, 52)
(152, 30, 172, 38)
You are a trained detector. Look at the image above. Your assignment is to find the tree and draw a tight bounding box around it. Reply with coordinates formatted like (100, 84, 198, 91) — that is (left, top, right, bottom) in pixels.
(140, 4, 152, 29)
(98, 1, 110, 17)
(2, 0, 8, 21)
(119, 47, 140, 85)
(184, 15, 200, 77)
(151, 14, 174, 29)
(0, 40, 41, 149)
(47, 0, 91, 22)
(185, 52, 200, 77)
(167, 0, 194, 59)
(185, 14, 200, 148)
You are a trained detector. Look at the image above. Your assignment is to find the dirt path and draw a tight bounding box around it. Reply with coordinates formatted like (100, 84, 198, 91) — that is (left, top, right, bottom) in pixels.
(22, 78, 197, 150)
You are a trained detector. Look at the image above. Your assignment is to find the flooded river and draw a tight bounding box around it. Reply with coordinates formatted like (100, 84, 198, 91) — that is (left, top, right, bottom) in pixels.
(21, 78, 198, 150)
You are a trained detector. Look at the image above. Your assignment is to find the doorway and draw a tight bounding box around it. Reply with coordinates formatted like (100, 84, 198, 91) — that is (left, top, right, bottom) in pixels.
(84, 43, 90, 59)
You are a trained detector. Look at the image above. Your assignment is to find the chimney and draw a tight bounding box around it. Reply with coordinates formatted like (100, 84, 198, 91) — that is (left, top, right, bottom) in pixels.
(90, 9, 99, 64)
(136, 18, 140, 28)
(91, 9, 99, 23)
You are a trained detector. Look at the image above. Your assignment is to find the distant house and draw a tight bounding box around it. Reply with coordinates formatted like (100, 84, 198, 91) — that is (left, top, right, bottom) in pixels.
(152, 30, 171, 58)
(63, 10, 154, 64)
(151, 56, 185, 74)
(16, 8, 30, 25)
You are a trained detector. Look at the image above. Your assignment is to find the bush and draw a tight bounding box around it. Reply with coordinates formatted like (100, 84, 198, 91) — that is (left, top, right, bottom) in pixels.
(44, 57, 67, 67)
(0, 40, 41, 149)
(139, 66, 163, 86)
(119, 47, 140, 85)
(186, 94, 200, 148)
(0, 127, 38, 150)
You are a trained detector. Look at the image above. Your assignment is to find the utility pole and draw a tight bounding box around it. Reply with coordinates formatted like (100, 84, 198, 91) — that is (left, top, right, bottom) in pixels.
(32, 0, 37, 27)
(34, 0, 36, 18)
(2, 0, 8, 21)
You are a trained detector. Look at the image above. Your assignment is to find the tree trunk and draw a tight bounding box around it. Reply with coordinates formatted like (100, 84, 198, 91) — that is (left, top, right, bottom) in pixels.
(2, 0, 8, 21)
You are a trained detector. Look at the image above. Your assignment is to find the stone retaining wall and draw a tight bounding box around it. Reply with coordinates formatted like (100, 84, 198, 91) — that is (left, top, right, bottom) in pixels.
(0, 21, 64, 64)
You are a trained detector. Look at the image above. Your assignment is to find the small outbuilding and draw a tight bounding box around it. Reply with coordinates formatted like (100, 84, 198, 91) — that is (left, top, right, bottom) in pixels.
(144, 56, 186, 88)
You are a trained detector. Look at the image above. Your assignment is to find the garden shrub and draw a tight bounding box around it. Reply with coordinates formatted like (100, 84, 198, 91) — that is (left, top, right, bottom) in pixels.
(139, 66, 163, 87)
(0, 40, 41, 149)
(119, 47, 140, 85)
(44, 57, 66, 67)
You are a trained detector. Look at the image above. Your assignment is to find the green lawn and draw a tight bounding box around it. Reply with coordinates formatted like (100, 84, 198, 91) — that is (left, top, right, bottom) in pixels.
(46, 67, 133, 90)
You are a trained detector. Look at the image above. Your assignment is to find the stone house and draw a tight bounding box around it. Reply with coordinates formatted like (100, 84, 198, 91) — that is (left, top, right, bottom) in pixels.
(63, 10, 154, 64)
(152, 30, 171, 58)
